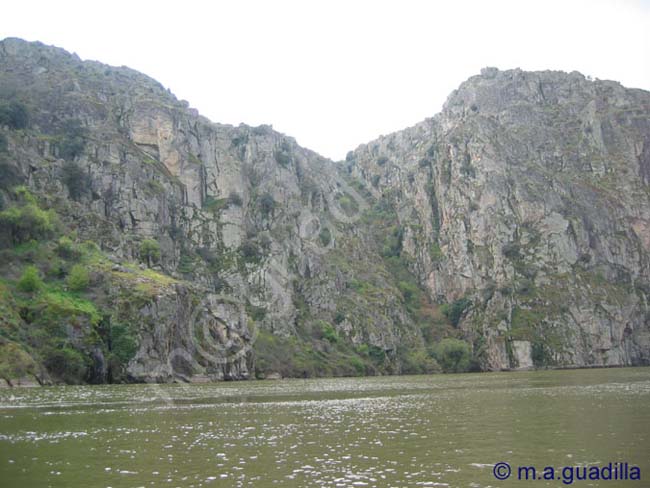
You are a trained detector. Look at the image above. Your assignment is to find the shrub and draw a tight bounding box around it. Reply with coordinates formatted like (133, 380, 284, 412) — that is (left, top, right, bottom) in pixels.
(0, 196, 57, 245)
(275, 149, 291, 167)
(139, 239, 161, 267)
(337, 193, 359, 216)
(58, 119, 88, 160)
(274, 140, 292, 167)
(398, 281, 420, 311)
(399, 347, 440, 374)
(380, 226, 403, 258)
(56, 236, 79, 259)
(0, 133, 7, 153)
(0, 100, 28, 129)
(442, 297, 471, 327)
(228, 191, 243, 206)
(0, 161, 21, 191)
(531, 341, 554, 367)
(502, 242, 520, 259)
(99, 320, 138, 381)
(318, 226, 331, 246)
(62, 162, 91, 200)
(377, 156, 388, 166)
(319, 321, 339, 343)
(203, 195, 228, 212)
(17, 265, 43, 293)
(0, 341, 37, 381)
(239, 240, 261, 262)
(259, 193, 276, 216)
(66, 264, 89, 291)
(345, 151, 354, 162)
(434, 338, 471, 373)
(429, 242, 443, 261)
(42, 346, 88, 384)
(145, 179, 165, 196)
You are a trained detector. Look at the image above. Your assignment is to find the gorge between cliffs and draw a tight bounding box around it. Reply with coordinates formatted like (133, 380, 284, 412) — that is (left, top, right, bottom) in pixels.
(1, 37, 649, 386)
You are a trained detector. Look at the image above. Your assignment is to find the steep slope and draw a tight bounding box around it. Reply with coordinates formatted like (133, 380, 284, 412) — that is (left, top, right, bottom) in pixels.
(347, 67, 650, 369)
(1, 39, 649, 385)
(0, 38, 429, 384)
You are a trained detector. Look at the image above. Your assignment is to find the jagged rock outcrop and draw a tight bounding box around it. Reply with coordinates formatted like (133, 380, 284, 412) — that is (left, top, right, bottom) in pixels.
(0, 38, 424, 384)
(0, 39, 648, 385)
(347, 67, 650, 369)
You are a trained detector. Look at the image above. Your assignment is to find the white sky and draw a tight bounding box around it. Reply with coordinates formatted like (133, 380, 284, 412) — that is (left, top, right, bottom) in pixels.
(2, 0, 649, 160)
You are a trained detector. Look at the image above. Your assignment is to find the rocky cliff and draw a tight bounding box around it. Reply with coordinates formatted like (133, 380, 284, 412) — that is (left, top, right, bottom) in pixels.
(0, 39, 648, 385)
(347, 67, 650, 369)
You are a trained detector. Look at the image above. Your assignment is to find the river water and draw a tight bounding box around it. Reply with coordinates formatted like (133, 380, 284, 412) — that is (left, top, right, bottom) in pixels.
(0, 367, 648, 487)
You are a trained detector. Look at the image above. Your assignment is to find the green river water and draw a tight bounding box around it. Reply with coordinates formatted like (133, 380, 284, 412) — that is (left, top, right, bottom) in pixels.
(0, 367, 648, 487)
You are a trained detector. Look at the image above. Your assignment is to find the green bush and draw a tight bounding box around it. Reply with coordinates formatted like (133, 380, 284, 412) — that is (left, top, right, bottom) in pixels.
(0, 133, 7, 153)
(429, 243, 443, 261)
(434, 338, 471, 373)
(318, 226, 332, 246)
(58, 119, 88, 160)
(66, 264, 89, 291)
(42, 346, 88, 384)
(259, 193, 276, 216)
(0, 195, 57, 245)
(380, 226, 403, 258)
(0, 341, 37, 381)
(56, 236, 79, 259)
(0, 100, 28, 129)
(62, 162, 91, 200)
(239, 240, 261, 262)
(398, 280, 420, 311)
(320, 321, 339, 343)
(17, 265, 43, 293)
(139, 239, 161, 267)
(0, 161, 22, 193)
(399, 347, 440, 374)
(100, 321, 138, 381)
(442, 297, 471, 327)
(337, 193, 359, 216)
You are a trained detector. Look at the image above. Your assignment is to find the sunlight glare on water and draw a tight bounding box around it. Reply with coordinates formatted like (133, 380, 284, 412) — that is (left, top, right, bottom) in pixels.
(1, 368, 649, 487)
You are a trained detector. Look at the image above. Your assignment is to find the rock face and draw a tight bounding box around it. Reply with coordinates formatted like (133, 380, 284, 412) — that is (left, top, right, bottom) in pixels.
(0, 38, 425, 383)
(0, 39, 648, 383)
(347, 67, 650, 369)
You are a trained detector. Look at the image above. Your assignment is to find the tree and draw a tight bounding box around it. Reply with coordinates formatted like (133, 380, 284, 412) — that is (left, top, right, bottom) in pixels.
(434, 338, 471, 373)
(139, 239, 161, 267)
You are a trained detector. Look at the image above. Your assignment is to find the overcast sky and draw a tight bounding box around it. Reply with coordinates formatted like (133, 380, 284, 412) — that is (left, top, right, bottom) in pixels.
(2, 0, 649, 160)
